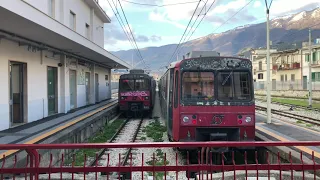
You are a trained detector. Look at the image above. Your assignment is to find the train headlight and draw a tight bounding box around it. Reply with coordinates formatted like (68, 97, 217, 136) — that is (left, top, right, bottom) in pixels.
(183, 116, 189, 123)
(144, 96, 149, 100)
(121, 96, 126, 100)
(245, 116, 252, 123)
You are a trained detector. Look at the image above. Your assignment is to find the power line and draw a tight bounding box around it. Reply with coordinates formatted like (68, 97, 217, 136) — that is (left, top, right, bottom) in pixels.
(106, 0, 144, 68)
(167, 0, 253, 61)
(180, 0, 210, 47)
(121, 0, 199, 7)
(177, 0, 217, 57)
(108, 0, 136, 53)
(117, 0, 147, 67)
(167, 0, 202, 64)
(211, 0, 254, 34)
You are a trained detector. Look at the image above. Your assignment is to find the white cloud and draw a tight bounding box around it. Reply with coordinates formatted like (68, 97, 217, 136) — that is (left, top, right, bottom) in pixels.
(214, 0, 246, 14)
(149, 11, 187, 29)
(253, 0, 262, 8)
(270, 0, 320, 17)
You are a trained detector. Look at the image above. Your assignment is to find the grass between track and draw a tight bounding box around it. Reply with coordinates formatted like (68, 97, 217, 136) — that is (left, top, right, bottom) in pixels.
(65, 118, 125, 166)
(272, 97, 320, 109)
(143, 118, 169, 179)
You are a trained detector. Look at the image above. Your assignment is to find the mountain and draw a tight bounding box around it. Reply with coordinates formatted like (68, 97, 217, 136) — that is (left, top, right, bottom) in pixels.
(112, 7, 320, 70)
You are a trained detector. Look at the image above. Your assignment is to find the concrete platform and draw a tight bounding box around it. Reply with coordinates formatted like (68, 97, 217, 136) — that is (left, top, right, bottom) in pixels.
(0, 98, 118, 155)
(255, 113, 320, 162)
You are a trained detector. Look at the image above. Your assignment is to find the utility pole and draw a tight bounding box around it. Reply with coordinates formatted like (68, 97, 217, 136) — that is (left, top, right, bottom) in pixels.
(308, 28, 313, 108)
(266, 4, 271, 123)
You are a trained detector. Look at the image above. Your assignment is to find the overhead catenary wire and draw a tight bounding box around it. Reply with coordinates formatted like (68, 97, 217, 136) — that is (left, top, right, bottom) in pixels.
(167, 0, 202, 64)
(176, 0, 217, 57)
(121, 0, 199, 7)
(179, 0, 210, 48)
(106, 0, 146, 68)
(169, 0, 254, 63)
(107, 0, 139, 59)
(117, 0, 147, 68)
(211, 0, 254, 34)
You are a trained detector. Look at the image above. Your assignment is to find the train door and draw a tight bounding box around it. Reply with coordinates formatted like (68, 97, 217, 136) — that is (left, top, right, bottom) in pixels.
(172, 69, 180, 140)
(168, 69, 174, 137)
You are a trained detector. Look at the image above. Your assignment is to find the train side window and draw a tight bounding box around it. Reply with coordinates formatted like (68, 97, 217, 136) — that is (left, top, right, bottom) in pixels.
(174, 70, 179, 108)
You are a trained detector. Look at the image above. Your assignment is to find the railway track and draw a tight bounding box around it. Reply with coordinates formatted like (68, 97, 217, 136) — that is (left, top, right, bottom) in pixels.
(88, 116, 144, 179)
(255, 98, 320, 112)
(255, 105, 320, 126)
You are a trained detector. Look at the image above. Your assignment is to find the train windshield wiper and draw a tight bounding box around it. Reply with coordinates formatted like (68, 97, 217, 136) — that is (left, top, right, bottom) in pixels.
(221, 70, 233, 86)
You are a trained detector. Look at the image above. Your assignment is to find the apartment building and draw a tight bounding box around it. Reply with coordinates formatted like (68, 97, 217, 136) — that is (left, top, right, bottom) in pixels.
(251, 41, 320, 90)
(0, 0, 130, 130)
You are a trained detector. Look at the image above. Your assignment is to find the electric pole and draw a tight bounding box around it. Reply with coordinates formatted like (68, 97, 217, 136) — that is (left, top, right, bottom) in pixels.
(266, 5, 271, 123)
(308, 28, 313, 108)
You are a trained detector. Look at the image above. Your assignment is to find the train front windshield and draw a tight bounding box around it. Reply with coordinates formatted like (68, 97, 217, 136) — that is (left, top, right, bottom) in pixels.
(120, 79, 150, 91)
(181, 71, 252, 102)
(182, 72, 215, 100)
(217, 71, 252, 101)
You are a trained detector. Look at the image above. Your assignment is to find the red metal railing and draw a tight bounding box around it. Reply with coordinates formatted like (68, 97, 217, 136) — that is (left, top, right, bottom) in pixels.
(0, 141, 320, 180)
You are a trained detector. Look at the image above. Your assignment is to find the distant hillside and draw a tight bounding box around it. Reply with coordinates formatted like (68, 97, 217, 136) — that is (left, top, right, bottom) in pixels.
(112, 7, 320, 70)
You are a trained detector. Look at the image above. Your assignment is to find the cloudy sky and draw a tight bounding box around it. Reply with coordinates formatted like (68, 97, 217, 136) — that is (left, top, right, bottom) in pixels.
(99, 0, 320, 51)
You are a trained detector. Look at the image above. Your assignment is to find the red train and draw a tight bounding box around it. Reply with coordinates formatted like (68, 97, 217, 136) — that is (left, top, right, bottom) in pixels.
(159, 55, 255, 152)
(119, 69, 156, 117)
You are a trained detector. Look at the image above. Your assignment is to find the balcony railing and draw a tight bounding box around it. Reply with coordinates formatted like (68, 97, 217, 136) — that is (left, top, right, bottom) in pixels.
(278, 62, 301, 70)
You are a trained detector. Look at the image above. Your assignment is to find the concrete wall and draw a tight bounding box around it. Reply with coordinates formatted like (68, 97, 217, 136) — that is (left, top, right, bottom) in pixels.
(0, 39, 112, 130)
(22, 0, 105, 47)
(276, 69, 301, 81)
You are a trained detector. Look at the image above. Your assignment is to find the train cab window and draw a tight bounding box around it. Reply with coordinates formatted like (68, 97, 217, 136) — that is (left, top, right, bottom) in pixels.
(181, 72, 214, 101)
(135, 79, 149, 91)
(120, 79, 134, 91)
(217, 71, 252, 101)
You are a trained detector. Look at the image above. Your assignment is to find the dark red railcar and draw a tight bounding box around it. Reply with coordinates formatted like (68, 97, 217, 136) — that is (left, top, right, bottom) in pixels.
(119, 69, 156, 117)
(159, 56, 255, 151)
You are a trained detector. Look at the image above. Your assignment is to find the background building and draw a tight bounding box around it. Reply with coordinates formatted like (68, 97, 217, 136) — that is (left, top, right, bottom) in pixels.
(251, 40, 320, 91)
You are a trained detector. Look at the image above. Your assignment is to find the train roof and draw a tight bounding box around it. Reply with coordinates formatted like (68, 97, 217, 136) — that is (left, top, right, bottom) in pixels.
(167, 56, 251, 69)
(119, 71, 154, 80)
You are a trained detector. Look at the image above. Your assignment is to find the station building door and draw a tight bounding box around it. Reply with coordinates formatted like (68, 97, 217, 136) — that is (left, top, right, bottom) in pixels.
(47, 66, 57, 115)
(85, 72, 90, 105)
(69, 70, 77, 110)
(95, 73, 99, 102)
(9, 62, 27, 126)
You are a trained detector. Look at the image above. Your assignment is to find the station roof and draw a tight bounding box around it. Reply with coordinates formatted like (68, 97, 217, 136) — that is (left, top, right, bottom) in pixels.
(0, 0, 131, 69)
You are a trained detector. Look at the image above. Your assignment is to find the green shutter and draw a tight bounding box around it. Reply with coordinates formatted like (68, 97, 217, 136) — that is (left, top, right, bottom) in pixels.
(312, 72, 316, 82)
(317, 72, 320, 82)
(313, 52, 317, 63)
(305, 54, 310, 62)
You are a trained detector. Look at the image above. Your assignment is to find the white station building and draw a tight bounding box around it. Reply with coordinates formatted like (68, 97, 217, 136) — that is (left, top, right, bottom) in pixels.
(0, 0, 130, 130)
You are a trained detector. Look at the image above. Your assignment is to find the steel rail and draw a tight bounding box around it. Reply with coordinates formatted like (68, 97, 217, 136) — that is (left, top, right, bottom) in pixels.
(256, 105, 320, 126)
(88, 117, 130, 167)
(119, 116, 144, 179)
